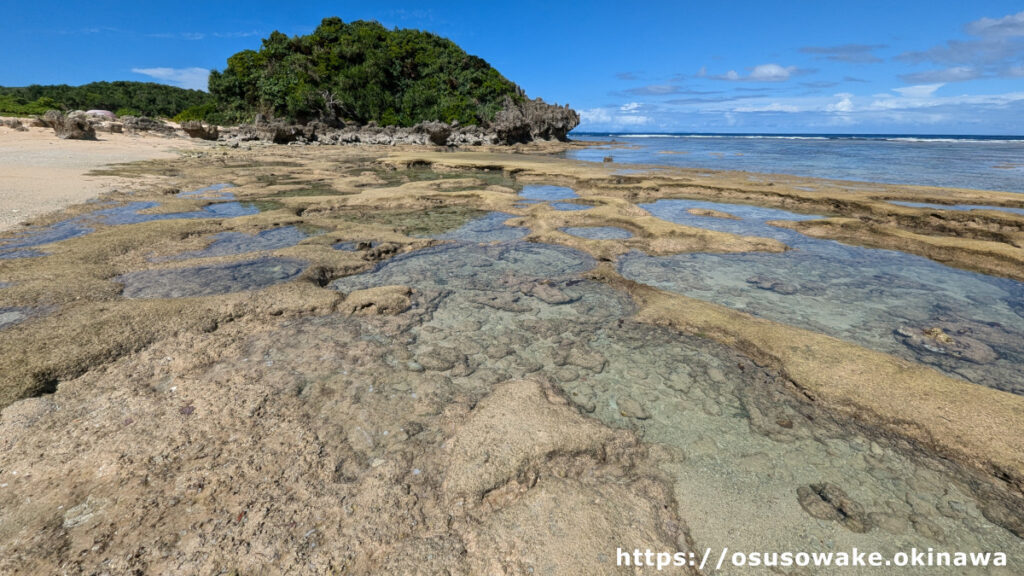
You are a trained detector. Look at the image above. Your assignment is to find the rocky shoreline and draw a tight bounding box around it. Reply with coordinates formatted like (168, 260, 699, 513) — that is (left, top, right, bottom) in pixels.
(1, 142, 1022, 573)
(32, 96, 581, 147)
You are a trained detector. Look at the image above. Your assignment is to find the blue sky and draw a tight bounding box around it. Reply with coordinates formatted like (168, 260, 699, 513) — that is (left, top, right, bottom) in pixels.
(4, 1, 1024, 134)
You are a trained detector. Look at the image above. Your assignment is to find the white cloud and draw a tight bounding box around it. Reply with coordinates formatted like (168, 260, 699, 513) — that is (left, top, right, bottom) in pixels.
(733, 102, 800, 112)
(900, 66, 982, 83)
(580, 108, 612, 124)
(965, 11, 1024, 38)
(893, 84, 944, 98)
(749, 64, 796, 81)
(131, 67, 210, 91)
(711, 63, 807, 82)
(826, 93, 854, 113)
(897, 11, 1024, 81)
(578, 105, 652, 130)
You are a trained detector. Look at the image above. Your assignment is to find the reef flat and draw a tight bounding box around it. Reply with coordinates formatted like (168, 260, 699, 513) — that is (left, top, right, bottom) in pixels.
(1, 141, 1022, 574)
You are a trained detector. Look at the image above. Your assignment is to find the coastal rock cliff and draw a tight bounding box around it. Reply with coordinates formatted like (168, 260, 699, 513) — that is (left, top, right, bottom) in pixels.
(212, 97, 580, 147)
(491, 96, 580, 143)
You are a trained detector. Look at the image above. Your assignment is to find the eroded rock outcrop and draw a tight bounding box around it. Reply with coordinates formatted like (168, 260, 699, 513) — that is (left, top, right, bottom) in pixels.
(180, 120, 219, 141)
(491, 96, 580, 143)
(218, 96, 579, 147)
(42, 110, 96, 140)
(121, 115, 174, 136)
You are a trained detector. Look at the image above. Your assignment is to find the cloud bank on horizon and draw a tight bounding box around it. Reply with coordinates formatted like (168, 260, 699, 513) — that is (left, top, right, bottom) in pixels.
(584, 9, 1024, 134)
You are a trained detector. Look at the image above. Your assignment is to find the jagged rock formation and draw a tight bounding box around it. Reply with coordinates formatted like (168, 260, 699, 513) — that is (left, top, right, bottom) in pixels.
(121, 116, 175, 136)
(216, 97, 579, 147)
(41, 110, 96, 140)
(180, 120, 219, 141)
(491, 96, 580, 143)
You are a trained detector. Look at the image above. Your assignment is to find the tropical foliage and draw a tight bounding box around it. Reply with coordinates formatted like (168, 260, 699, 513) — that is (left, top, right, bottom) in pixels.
(208, 18, 522, 126)
(0, 81, 213, 118)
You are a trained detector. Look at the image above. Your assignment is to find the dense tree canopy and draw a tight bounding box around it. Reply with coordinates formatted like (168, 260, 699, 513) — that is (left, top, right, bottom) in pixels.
(0, 82, 213, 118)
(208, 18, 522, 126)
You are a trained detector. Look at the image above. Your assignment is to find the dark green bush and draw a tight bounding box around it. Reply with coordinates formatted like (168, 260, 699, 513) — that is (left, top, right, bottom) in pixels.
(0, 82, 213, 118)
(208, 18, 522, 126)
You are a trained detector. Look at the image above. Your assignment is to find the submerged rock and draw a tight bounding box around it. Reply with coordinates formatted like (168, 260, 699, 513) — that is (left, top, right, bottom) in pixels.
(797, 483, 872, 533)
(894, 325, 998, 364)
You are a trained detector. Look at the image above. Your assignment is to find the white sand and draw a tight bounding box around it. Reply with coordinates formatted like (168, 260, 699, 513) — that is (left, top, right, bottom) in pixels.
(0, 121, 198, 231)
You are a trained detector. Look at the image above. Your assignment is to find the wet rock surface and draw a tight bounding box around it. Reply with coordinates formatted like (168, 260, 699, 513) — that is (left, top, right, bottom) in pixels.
(622, 198, 1024, 394)
(797, 483, 873, 533)
(118, 257, 306, 298)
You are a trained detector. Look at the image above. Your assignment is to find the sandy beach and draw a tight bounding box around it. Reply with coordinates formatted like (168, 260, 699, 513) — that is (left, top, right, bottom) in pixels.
(0, 121, 197, 231)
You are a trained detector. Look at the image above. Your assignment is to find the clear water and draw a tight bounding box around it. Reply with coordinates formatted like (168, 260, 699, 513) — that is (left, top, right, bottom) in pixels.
(0, 307, 29, 330)
(618, 199, 1024, 393)
(177, 183, 236, 200)
(118, 257, 306, 298)
(162, 226, 310, 261)
(561, 226, 633, 240)
(569, 134, 1024, 193)
(890, 201, 1024, 216)
(435, 211, 529, 243)
(0, 200, 262, 258)
(519, 184, 578, 201)
(334, 241, 380, 252)
(550, 202, 592, 211)
(324, 211, 1024, 568)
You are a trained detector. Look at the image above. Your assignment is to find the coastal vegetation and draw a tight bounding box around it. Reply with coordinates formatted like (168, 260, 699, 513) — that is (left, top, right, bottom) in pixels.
(0, 81, 213, 118)
(206, 17, 522, 126)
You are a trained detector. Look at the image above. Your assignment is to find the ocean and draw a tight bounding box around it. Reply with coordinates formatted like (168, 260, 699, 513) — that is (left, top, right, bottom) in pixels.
(567, 133, 1024, 193)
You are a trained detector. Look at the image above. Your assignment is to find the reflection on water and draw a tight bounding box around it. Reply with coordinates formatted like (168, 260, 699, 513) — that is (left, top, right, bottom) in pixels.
(118, 257, 306, 298)
(619, 199, 1024, 393)
(519, 184, 578, 201)
(162, 226, 310, 261)
(0, 199, 262, 259)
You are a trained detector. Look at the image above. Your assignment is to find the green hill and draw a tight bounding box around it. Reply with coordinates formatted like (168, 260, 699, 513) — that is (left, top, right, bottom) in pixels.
(207, 17, 523, 126)
(0, 81, 213, 118)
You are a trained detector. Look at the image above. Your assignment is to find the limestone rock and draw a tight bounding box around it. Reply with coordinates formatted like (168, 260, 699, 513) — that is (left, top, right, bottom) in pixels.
(180, 120, 219, 141)
(490, 96, 580, 144)
(121, 116, 174, 136)
(43, 110, 96, 140)
(340, 285, 412, 316)
(797, 483, 872, 533)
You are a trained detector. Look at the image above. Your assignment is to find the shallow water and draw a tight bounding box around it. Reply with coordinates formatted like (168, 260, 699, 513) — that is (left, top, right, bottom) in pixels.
(327, 211, 1023, 571)
(118, 257, 306, 298)
(519, 184, 578, 201)
(177, 183, 236, 200)
(890, 201, 1024, 217)
(619, 199, 1024, 393)
(550, 202, 592, 211)
(561, 226, 633, 239)
(570, 133, 1024, 193)
(334, 240, 379, 252)
(162, 226, 310, 261)
(0, 308, 28, 330)
(0, 199, 262, 259)
(434, 211, 528, 243)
